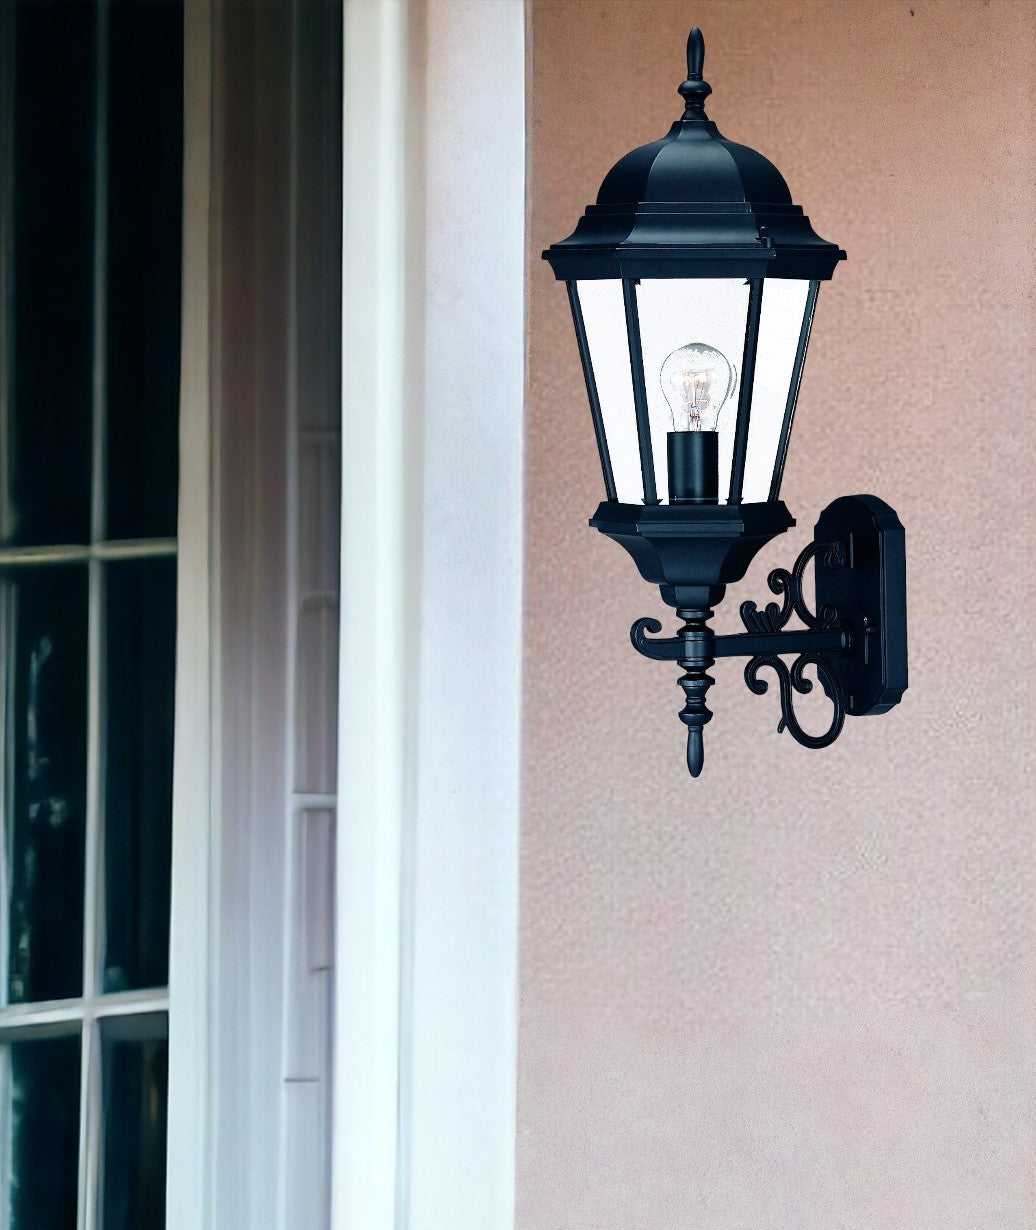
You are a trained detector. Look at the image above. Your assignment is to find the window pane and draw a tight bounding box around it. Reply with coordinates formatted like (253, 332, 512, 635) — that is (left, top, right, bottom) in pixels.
(100, 1013, 167, 1230)
(103, 0, 183, 541)
(2, 566, 87, 1004)
(5, 0, 96, 548)
(5, 1030, 81, 1230)
(102, 558, 175, 994)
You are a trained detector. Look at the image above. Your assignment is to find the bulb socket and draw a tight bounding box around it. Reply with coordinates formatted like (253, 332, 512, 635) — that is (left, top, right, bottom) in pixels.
(668, 431, 718, 504)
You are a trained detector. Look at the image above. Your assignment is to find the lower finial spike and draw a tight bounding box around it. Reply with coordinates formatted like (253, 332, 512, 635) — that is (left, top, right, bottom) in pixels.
(687, 727, 705, 777)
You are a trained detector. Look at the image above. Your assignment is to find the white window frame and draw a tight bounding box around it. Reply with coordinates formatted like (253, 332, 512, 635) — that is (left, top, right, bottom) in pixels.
(165, 0, 216, 1224)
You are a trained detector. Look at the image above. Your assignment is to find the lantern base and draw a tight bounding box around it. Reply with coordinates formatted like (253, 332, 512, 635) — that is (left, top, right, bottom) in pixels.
(590, 500, 795, 609)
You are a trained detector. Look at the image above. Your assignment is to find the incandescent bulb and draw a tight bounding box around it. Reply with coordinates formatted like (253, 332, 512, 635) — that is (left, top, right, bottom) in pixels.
(660, 342, 736, 432)
(660, 342, 736, 504)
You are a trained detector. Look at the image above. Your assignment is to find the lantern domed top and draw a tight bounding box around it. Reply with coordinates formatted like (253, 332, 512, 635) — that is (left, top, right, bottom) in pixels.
(545, 27, 845, 282)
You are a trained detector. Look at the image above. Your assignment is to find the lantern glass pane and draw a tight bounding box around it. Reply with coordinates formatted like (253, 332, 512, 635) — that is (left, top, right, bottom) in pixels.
(575, 281, 642, 502)
(743, 280, 814, 502)
(635, 279, 750, 504)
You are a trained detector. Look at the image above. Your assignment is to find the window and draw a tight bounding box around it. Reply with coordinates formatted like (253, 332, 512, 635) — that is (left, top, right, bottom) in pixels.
(0, 2, 182, 1226)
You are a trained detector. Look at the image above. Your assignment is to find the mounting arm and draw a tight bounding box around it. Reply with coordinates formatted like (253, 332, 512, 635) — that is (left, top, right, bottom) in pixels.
(630, 495, 907, 776)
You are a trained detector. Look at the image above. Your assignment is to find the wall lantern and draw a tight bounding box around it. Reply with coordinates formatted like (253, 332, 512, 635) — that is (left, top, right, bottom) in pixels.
(544, 27, 907, 777)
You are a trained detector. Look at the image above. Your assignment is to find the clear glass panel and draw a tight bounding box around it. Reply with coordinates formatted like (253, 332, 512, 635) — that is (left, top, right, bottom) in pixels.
(4, 1, 96, 548)
(743, 279, 814, 503)
(2, 566, 88, 1004)
(104, 0, 183, 541)
(100, 1013, 168, 1230)
(5, 1030, 82, 1230)
(575, 280, 642, 504)
(102, 559, 175, 994)
(635, 279, 751, 504)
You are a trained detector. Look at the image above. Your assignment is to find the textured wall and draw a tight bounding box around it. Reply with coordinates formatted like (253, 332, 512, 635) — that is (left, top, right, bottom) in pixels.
(520, 2, 1036, 1226)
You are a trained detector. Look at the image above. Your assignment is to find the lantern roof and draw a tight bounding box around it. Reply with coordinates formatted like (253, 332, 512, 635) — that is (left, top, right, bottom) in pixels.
(544, 28, 846, 282)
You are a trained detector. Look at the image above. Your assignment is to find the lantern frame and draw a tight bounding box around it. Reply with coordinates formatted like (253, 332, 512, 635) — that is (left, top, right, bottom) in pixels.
(543, 27, 908, 777)
(566, 274, 821, 509)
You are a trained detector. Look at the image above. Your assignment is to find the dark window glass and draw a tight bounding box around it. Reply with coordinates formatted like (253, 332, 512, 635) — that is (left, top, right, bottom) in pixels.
(104, 0, 182, 541)
(100, 1014, 168, 1230)
(3, 565, 88, 1004)
(6, 1, 97, 547)
(103, 557, 175, 993)
(7, 1031, 81, 1230)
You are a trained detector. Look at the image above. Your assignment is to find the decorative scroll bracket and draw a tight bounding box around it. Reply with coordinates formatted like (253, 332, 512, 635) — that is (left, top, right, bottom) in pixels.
(631, 495, 907, 775)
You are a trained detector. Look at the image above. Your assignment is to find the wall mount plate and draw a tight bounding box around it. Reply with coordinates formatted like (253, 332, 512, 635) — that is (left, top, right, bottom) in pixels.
(814, 494, 907, 716)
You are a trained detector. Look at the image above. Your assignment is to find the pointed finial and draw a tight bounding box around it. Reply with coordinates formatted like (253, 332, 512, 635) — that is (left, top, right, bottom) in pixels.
(687, 26, 705, 78)
(677, 25, 713, 120)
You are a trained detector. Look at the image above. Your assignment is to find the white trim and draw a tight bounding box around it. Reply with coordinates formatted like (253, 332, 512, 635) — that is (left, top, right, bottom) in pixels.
(335, 1, 524, 1227)
(405, 3, 524, 1227)
(333, 0, 409, 1225)
(166, 1, 216, 1225)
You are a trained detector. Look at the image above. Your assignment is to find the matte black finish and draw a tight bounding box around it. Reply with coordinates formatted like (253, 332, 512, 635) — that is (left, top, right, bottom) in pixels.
(814, 494, 908, 714)
(546, 24, 905, 779)
(675, 607, 714, 778)
(738, 537, 851, 750)
(590, 500, 795, 609)
(678, 27, 711, 119)
(629, 495, 908, 774)
(543, 30, 845, 283)
(667, 431, 718, 504)
(631, 624, 848, 662)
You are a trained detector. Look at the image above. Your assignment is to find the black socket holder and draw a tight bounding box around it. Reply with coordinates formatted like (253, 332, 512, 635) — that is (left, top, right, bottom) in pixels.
(668, 430, 718, 504)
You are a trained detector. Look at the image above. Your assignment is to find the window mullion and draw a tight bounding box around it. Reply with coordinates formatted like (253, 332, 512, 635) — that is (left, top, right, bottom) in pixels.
(80, 1, 110, 1227)
(90, 0, 110, 553)
(0, 988, 169, 1035)
(0, 539, 178, 567)
(83, 556, 105, 1007)
(76, 1016, 102, 1230)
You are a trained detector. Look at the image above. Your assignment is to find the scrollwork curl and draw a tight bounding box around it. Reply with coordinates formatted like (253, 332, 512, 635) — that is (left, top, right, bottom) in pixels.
(740, 538, 846, 634)
(744, 651, 846, 749)
(630, 616, 684, 661)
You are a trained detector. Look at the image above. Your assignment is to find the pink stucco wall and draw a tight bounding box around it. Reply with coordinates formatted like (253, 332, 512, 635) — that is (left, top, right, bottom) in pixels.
(520, 3, 1036, 1225)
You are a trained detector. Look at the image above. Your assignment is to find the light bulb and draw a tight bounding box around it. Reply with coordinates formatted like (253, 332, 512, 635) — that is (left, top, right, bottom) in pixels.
(659, 342, 736, 432)
(660, 342, 736, 504)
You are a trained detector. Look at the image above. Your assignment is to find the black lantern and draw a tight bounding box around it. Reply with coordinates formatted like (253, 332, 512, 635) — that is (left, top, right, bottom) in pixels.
(545, 28, 907, 776)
